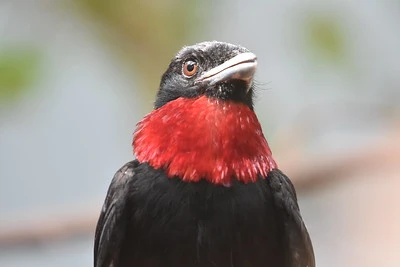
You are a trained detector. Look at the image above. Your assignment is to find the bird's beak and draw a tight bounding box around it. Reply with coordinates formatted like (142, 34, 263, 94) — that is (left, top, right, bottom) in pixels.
(195, 52, 257, 93)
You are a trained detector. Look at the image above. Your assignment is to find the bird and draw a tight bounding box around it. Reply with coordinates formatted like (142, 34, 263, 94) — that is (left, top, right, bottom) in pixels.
(94, 41, 315, 267)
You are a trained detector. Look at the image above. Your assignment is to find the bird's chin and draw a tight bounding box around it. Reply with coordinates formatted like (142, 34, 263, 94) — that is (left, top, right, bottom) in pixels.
(202, 80, 254, 106)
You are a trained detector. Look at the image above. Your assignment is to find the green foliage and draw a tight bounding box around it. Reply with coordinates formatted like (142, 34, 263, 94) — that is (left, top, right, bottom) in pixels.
(305, 16, 346, 63)
(0, 46, 42, 102)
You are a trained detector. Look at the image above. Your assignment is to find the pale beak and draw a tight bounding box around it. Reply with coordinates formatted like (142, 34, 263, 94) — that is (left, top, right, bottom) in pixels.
(195, 52, 257, 92)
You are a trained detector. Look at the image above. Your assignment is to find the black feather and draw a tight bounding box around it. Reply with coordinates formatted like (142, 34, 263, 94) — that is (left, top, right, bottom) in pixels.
(94, 161, 315, 267)
(94, 41, 315, 267)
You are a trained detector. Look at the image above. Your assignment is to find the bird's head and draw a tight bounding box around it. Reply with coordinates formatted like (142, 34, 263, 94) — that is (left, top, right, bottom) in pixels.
(155, 41, 256, 109)
(133, 41, 277, 185)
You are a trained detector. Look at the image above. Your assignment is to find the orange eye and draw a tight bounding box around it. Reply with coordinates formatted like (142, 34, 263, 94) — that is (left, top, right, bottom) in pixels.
(182, 60, 198, 77)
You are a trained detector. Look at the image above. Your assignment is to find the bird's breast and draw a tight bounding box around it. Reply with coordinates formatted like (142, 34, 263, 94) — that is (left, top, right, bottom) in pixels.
(120, 163, 284, 267)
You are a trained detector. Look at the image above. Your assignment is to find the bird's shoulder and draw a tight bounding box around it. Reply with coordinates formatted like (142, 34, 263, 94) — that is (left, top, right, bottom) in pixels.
(94, 160, 139, 267)
(266, 169, 316, 267)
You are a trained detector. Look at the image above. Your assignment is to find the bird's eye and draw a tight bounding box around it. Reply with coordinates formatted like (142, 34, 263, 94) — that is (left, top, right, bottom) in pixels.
(182, 60, 198, 77)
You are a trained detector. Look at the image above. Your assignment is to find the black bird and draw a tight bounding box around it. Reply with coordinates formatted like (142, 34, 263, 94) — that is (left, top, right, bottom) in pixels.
(94, 41, 315, 267)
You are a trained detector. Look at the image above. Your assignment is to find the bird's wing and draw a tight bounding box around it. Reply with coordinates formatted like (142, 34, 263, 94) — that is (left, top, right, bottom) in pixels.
(94, 160, 138, 267)
(267, 169, 316, 267)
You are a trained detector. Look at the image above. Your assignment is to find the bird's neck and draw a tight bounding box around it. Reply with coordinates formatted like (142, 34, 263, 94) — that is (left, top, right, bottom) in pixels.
(133, 96, 277, 185)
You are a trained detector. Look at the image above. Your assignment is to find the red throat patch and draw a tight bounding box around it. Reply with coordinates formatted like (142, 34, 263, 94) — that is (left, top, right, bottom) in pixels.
(133, 96, 277, 185)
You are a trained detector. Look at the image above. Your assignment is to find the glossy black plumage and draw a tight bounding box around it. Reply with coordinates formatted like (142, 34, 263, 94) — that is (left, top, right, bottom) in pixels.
(94, 41, 315, 267)
(94, 161, 315, 267)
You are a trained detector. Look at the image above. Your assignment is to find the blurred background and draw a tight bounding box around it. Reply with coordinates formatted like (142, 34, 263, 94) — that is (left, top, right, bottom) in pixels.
(0, 0, 399, 266)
